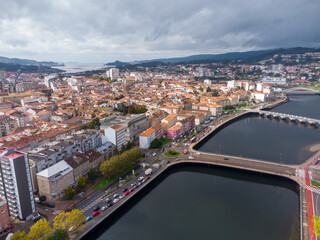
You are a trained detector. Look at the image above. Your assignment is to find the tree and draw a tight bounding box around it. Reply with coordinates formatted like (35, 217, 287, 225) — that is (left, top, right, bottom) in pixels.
(88, 168, 96, 181)
(199, 87, 203, 92)
(29, 219, 53, 240)
(313, 216, 320, 237)
(39, 195, 47, 203)
(53, 209, 85, 231)
(11, 230, 30, 240)
(65, 187, 75, 200)
(126, 141, 132, 150)
(150, 139, 162, 149)
(211, 89, 219, 97)
(206, 87, 212, 92)
(223, 105, 236, 112)
(78, 176, 86, 189)
(48, 229, 69, 240)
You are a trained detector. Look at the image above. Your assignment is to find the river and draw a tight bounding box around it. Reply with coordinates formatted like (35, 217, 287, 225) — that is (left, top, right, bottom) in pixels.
(197, 95, 320, 164)
(87, 164, 299, 240)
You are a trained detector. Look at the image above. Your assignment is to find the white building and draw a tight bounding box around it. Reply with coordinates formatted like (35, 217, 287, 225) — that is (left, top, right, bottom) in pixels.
(139, 128, 155, 149)
(0, 148, 35, 220)
(103, 125, 126, 151)
(262, 77, 287, 85)
(107, 68, 120, 80)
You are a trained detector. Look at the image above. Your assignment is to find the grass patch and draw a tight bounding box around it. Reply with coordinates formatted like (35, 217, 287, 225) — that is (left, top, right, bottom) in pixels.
(163, 150, 181, 158)
(160, 138, 172, 145)
(93, 165, 136, 190)
(311, 180, 320, 187)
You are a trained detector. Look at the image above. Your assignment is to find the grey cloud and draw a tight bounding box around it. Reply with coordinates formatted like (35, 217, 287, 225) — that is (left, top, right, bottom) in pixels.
(0, 0, 319, 62)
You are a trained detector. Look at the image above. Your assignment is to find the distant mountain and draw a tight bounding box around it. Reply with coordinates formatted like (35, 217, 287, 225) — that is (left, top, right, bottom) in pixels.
(105, 60, 130, 67)
(111, 47, 320, 66)
(0, 62, 63, 73)
(0, 56, 61, 67)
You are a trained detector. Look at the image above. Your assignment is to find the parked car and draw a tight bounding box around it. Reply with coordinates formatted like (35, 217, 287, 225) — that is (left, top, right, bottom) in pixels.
(124, 191, 130, 196)
(86, 216, 93, 222)
(138, 176, 144, 182)
(113, 198, 119, 204)
(119, 194, 125, 199)
(46, 203, 55, 208)
(129, 188, 135, 193)
(189, 156, 194, 160)
(161, 148, 165, 153)
(113, 193, 119, 198)
(92, 211, 100, 217)
(152, 152, 156, 156)
(32, 215, 41, 222)
(224, 158, 229, 160)
(131, 182, 136, 187)
(145, 176, 150, 180)
(122, 188, 128, 193)
(101, 206, 107, 211)
(93, 206, 100, 212)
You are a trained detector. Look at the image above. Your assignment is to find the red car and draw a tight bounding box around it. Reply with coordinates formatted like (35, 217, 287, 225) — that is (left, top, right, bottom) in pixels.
(92, 210, 100, 217)
(145, 176, 150, 180)
(124, 191, 130, 196)
(129, 188, 135, 193)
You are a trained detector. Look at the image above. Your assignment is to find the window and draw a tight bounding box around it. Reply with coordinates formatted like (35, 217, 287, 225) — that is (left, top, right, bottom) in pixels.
(1, 210, 4, 213)
(2, 214, 5, 218)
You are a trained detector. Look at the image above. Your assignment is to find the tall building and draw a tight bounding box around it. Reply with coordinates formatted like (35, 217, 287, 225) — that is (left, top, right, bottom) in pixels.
(107, 68, 119, 80)
(0, 148, 35, 220)
(103, 125, 126, 151)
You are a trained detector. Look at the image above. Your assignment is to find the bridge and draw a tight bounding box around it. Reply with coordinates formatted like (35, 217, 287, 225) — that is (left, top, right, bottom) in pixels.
(248, 109, 320, 128)
(283, 87, 320, 95)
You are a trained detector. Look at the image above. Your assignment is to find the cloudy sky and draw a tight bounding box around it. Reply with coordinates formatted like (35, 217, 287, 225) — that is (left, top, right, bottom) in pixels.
(0, 0, 319, 63)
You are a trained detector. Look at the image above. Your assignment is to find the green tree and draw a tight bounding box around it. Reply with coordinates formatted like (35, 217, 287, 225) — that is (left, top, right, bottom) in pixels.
(150, 139, 162, 149)
(199, 87, 203, 92)
(29, 219, 53, 240)
(48, 229, 69, 240)
(223, 105, 236, 112)
(11, 230, 30, 240)
(88, 168, 97, 181)
(39, 195, 47, 202)
(78, 176, 86, 189)
(211, 89, 219, 97)
(65, 187, 76, 200)
(206, 87, 212, 92)
(313, 216, 320, 237)
(126, 141, 133, 150)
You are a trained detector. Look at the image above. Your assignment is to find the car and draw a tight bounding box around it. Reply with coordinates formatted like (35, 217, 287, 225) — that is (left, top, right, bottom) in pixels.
(131, 182, 136, 187)
(189, 156, 194, 160)
(46, 203, 55, 208)
(167, 161, 171, 164)
(101, 206, 107, 211)
(138, 176, 144, 182)
(152, 152, 156, 156)
(176, 157, 180, 161)
(142, 178, 146, 183)
(224, 158, 229, 160)
(93, 206, 100, 212)
(124, 191, 130, 196)
(119, 194, 125, 199)
(129, 188, 135, 193)
(145, 176, 150, 180)
(107, 202, 113, 207)
(92, 211, 100, 217)
(32, 215, 41, 222)
(113, 193, 119, 198)
(86, 216, 93, 222)
(113, 198, 119, 204)
(196, 152, 201, 155)
(122, 188, 128, 193)
(161, 148, 164, 153)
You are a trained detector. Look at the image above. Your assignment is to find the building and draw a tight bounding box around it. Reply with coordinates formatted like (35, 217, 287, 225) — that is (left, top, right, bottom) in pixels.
(0, 116, 17, 137)
(103, 125, 126, 151)
(161, 113, 177, 129)
(36, 160, 74, 201)
(107, 68, 120, 80)
(139, 128, 155, 149)
(167, 122, 182, 139)
(0, 198, 10, 232)
(0, 148, 35, 220)
(262, 77, 287, 85)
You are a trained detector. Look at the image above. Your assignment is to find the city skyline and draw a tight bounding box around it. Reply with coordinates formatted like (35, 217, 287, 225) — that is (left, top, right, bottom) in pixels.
(0, 0, 319, 63)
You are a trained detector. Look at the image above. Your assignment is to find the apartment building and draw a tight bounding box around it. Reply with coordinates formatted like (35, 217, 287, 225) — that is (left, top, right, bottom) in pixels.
(37, 160, 74, 201)
(0, 116, 17, 137)
(0, 148, 35, 220)
(139, 128, 155, 149)
(0, 198, 10, 232)
(103, 125, 126, 151)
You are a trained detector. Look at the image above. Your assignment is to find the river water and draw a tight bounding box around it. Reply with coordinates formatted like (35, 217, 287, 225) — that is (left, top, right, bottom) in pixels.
(88, 165, 299, 240)
(197, 95, 320, 164)
(85, 96, 319, 240)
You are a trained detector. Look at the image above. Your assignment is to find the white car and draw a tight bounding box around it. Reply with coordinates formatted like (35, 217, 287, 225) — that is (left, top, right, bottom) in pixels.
(196, 152, 200, 155)
(113, 193, 119, 198)
(119, 194, 125, 199)
(101, 206, 107, 211)
(113, 198, 119, 204)
(138, 176, 144, 182)
(152, 153, 156, 156)
(189, 156, 195, 160)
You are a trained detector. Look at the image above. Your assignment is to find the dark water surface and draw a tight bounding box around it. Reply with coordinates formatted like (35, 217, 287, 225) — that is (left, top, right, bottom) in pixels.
(198, 96, 320, 164)
(90, 165, 299, 240)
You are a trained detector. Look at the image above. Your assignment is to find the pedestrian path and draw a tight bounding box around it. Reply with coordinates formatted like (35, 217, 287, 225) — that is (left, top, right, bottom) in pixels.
(306, 185, 320, 195)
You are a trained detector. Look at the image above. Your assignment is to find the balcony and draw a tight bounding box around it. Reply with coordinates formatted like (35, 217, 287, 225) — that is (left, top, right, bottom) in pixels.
(1, 164, 11, 170)
(3, 174, 12, 181)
